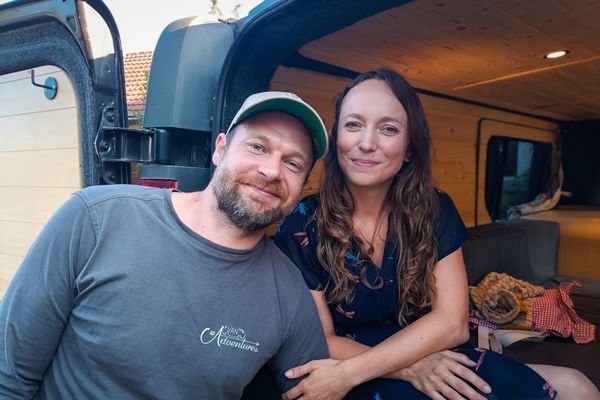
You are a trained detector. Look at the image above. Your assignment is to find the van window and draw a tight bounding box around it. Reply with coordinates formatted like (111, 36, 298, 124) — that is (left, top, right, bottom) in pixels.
(485, 136, 552, 221)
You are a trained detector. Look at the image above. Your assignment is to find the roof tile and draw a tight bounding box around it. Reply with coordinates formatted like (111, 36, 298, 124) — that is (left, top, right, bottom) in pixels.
(124, 51, 153, 116)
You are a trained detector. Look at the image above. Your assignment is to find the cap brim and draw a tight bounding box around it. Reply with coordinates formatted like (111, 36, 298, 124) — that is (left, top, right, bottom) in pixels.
(228, 97, 327, 160)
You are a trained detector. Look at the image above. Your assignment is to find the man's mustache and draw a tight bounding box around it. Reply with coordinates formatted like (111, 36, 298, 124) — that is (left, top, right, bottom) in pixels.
(235, 175, 287, 199)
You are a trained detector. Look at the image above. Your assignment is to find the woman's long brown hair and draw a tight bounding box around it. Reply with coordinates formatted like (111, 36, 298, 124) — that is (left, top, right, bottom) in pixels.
(315, 68, 439, 325)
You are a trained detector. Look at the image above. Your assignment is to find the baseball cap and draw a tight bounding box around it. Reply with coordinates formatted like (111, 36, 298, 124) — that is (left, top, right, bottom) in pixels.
(226, 91, 328, 161)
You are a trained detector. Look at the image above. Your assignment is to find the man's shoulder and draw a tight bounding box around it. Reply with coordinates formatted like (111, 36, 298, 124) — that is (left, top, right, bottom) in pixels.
(76, 184, 166, 206)
(264, 239, 307, 290)
(265, 239, 303, 275)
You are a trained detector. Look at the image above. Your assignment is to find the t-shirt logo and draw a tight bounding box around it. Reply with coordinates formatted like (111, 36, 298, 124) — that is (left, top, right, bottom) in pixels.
(200, 325, 260, 353)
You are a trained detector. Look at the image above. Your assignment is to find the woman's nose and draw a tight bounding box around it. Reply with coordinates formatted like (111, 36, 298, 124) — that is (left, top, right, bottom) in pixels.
(357, 128, 377, 151)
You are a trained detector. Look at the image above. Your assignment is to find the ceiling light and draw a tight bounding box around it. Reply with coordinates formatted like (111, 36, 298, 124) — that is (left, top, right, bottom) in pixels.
(544, 50, 569, 59)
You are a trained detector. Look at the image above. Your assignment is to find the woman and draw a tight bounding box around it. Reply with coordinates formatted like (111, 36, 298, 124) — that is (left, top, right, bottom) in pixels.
(274, 69, 599, 400)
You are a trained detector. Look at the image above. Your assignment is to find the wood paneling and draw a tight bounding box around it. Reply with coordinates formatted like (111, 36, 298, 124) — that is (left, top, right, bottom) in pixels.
(1, 187, 76, 224)
(0, 255, 21, 281)
(422, 94, 558, 226)
(0, 108, 79, 152)
(270, 67, 344, 128)
(426, 115, 478, 142)
(270, 68, 345, 194)
(0, 66, 81, 299)
(432, 161, 476, 184)
(0, 149, 81, 187)
(0, 254, 22, 296)
(432, 139, 476, 163)
(269, 65, 599, 281)
(0, 66, 77, 114)
(0, 65, 62, 84)
(525, 210, 600, 280)
(297, 0, 600, 121)
(0, 221, 43, 258)
(270, 66, 560, 229)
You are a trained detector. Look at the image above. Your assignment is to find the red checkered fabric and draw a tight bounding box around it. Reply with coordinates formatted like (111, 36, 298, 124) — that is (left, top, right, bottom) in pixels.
(469, 313, 498, 331)
(532, 280, 596, 344)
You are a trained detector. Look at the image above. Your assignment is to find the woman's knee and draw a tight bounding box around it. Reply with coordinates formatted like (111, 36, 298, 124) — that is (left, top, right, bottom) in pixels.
(527, 364, 600, 400)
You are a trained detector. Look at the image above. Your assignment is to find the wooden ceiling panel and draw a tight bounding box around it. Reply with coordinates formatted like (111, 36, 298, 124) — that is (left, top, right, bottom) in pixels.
(453, 61, 600, 120)
(298, 0, 600, 121)
(556, 0, 600, 29)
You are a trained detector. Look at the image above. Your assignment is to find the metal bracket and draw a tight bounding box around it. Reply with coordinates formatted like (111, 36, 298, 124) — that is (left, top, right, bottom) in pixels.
(30, 69, 58, 99)
(94, 103, 156, 184)
(95, 127, 156, 163)
(95, 125, 157, 184)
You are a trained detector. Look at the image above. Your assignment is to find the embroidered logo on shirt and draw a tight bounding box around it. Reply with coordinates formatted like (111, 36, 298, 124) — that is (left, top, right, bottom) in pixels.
(200, 325, 260, 353)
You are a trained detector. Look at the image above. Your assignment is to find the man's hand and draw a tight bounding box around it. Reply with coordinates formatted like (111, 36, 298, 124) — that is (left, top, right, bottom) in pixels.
(400, 350, 492, 400)
(282, 359, 353, 400)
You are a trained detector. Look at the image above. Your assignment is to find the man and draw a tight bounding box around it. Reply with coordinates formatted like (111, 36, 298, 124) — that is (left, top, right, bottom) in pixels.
(0, 92, 329, 399)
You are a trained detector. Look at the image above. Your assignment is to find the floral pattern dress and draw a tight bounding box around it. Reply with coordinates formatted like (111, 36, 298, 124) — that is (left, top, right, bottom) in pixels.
(274, 192, 556, 399)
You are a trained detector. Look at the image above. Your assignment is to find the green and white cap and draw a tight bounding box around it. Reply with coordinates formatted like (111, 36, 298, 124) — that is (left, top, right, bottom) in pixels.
(227, 91, 328, 161)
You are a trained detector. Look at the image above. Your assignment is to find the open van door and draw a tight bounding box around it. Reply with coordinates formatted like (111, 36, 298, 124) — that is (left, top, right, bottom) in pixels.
(2, 0, 598, 393)
(0, 0, 128, 186)
(0, 0, 408, 295)
(110, 0, 409, 193)
(0, 0, 128, 293)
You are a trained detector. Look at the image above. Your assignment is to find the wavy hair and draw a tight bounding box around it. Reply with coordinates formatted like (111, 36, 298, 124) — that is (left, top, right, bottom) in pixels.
(315, 68, 439, 325)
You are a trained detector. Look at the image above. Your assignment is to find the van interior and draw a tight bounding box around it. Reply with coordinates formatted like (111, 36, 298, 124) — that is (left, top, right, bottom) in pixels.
(1, 0, 599, 394)
(255, 1, 600, 392)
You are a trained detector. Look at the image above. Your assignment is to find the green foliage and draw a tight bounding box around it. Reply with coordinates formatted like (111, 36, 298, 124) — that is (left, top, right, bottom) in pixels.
(209, 0, 243, 19)
(132, 69, 150, 128)
(209, 0, 222, 16)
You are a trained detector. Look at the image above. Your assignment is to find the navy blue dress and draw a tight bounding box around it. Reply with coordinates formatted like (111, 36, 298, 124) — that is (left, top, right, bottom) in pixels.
(274, 192, 556, 400)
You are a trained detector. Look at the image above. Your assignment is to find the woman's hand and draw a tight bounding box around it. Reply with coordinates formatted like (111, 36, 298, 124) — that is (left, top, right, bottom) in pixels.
(282, 359, 354, 400)
(399, 350, 491, 400)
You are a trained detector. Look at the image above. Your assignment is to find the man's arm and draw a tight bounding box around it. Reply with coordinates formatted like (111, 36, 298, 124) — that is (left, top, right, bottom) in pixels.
(269, 283, 329, 393)
(0, 193, 95, 398)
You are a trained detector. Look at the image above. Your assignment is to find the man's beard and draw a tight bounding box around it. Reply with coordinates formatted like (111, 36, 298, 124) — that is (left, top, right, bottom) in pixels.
(212, 164, 295, 232)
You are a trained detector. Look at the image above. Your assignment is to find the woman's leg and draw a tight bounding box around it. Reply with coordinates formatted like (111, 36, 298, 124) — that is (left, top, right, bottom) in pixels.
(343, 350, 598, 400)
(454, 346, 556, 399)
(344, 377, 432, 400)
(527, 364, 600, 400)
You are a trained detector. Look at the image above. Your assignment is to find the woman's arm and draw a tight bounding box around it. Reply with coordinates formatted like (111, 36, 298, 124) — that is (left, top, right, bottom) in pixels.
(332, 248, 470, 380)
(284, 248, 489, 400)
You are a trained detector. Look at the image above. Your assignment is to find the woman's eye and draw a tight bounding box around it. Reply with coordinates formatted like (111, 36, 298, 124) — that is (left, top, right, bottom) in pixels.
(344, 121, 361, 129)
(380, 125, 399, 135)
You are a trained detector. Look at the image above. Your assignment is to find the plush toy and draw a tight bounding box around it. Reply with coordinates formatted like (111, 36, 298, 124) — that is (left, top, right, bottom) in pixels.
(470, 272, 544, 328)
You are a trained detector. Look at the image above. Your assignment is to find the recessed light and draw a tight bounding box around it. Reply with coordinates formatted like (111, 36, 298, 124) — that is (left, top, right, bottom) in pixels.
(544, 50, 569, 59)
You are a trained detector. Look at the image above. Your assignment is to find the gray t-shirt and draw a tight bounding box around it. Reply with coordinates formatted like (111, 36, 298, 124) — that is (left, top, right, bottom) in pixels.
(0, 185, 328, 399)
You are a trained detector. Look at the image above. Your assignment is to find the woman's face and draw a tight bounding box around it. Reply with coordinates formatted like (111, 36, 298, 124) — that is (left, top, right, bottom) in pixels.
(336, 79, 409, 192)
